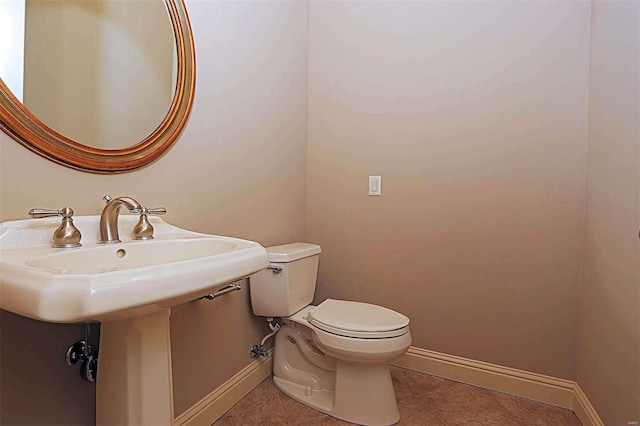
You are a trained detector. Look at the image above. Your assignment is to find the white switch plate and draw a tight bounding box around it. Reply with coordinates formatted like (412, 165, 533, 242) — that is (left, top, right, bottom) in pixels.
(369, 176, 381, 196)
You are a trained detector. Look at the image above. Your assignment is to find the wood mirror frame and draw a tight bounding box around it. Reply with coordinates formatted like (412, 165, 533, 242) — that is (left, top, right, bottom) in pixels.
(0, 0, 195, 174)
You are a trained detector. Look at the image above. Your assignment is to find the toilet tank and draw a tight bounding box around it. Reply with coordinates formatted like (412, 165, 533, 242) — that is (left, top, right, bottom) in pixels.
(249, 243, 321, 317)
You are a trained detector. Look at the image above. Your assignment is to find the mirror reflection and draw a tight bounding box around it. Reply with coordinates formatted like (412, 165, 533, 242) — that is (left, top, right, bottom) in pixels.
(2, 0, 176, 150)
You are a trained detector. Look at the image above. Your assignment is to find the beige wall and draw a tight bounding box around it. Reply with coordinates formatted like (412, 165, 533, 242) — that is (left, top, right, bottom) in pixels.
(170, 0, 308, 414)
(576, 1, 640, 425)
(306, 0, 591, 379)
(2, 1, 638, 424)
(23, 0, 174, 149)
(0, 312, 98, 425)
(0, 0, 308, 423)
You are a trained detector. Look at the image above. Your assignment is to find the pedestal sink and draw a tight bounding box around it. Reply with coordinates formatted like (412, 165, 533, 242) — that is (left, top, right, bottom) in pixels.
(0, 215, 269, 425)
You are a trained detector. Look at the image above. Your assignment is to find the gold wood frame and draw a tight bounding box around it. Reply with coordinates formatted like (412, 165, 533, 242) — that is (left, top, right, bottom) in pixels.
(0, 0, 196, 173)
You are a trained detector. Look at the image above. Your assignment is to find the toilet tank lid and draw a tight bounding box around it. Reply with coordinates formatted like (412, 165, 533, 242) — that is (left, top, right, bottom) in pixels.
(266, 242, 321, 263)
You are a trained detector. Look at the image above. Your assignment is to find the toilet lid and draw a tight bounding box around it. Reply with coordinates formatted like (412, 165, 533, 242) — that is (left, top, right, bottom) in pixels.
(308, 299, 410, 339)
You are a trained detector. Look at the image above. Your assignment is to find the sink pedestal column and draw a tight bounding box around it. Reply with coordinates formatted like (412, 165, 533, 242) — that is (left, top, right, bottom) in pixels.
(96, 308, 174, 426)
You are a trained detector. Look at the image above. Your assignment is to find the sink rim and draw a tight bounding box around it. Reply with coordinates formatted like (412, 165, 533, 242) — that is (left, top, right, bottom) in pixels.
(0, 215, 269, 323)
(23, 236, 243, 275)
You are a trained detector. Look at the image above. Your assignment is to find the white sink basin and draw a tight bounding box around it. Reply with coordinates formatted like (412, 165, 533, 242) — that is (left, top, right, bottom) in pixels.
(26, 238, 239, 274)
(0, 215, 269, 322)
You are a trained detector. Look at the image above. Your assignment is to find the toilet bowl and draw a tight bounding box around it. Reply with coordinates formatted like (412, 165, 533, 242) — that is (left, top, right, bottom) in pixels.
(249, 243, 411, 426)
(274, 302, 411, 425)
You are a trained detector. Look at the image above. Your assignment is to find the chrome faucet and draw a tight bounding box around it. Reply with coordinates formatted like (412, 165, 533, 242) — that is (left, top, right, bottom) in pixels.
(98, 195, 142, 244)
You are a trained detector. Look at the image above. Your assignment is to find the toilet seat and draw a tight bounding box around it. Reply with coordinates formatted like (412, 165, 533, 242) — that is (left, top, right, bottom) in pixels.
(307, 299, 410, 339)
(287, 303, 412, 362)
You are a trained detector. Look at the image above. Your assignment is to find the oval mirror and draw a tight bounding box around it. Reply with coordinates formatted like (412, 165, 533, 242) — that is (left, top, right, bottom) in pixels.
(0, 0, 195, 173)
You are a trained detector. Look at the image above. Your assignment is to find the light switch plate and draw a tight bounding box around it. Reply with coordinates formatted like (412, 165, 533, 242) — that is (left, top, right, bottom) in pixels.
(369, 176, 381, 196)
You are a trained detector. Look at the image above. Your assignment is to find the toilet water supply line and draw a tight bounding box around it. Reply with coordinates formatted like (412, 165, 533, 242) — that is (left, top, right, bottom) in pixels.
(250, 317, 280, 358)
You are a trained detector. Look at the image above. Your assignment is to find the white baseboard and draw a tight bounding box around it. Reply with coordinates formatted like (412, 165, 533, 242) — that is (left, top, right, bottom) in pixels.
(173, 350, 273, 426)
(572, 382, 605, 426)
(173, 345, 604, 426)
(391, 346, 604, 426)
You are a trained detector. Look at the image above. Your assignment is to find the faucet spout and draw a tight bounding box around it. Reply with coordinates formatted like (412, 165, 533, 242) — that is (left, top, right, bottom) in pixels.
(98, 196, 142, 244)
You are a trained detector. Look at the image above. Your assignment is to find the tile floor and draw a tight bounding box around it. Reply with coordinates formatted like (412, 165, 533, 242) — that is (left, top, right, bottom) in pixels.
(214, 366, 582, 425)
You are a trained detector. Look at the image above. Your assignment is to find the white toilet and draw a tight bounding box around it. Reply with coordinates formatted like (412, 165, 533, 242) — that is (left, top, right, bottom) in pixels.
(250, 243, 411, 426)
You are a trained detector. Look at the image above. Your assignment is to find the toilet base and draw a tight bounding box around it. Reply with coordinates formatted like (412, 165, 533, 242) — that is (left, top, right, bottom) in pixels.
(273, 325, 400, 426)
(274, 361, 400, 426)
